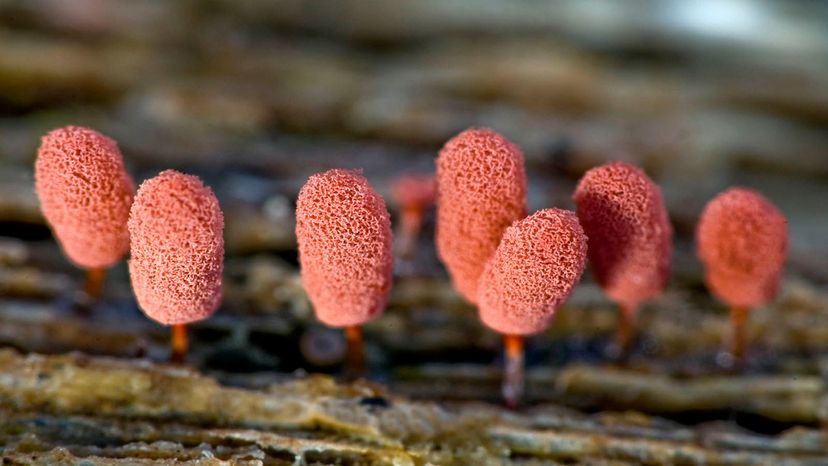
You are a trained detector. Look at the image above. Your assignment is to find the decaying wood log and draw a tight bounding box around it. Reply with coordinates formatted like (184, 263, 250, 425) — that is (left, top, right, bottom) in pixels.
(2, 350, 828, 465)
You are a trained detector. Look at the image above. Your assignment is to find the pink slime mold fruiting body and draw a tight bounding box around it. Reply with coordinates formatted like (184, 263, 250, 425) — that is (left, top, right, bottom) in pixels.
(573, 161, 672, 310)
(128, 170, 224, 326)
(35, 126, 134, 270)
(391, 173, 436, 260)
(696, 188, 788, 309)
(478, 209, 588, 336)
(696, 187, 787, 364)
(391, 173, 436, 213)
(478, 208, 587, 407)
(436, 128, 527, 304)
(295, 169, 393, 328)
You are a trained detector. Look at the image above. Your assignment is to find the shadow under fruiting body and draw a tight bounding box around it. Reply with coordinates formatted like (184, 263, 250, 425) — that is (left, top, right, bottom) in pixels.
(696, 187, 788, 367)
(34, 126, 135, 310)
(295, 169, 393, 380)
(128, 170, 225, 364)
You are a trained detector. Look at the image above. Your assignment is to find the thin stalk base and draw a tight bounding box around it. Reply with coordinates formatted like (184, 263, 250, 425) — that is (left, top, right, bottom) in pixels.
(730, 306, 749, 368)
(613, 302, 638, 362)
(82, 267, 106, 301)
(170, 324, 188, 364)
(503, 334, 525, 409)
(344, 325, 365, 381)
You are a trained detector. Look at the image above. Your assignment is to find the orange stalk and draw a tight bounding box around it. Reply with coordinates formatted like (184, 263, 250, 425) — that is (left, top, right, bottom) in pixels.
(614, 302, 638, 361)
(503, 334, 525, 409)
(345, 325, 365, 380)
(170, 323, 188, 364)
(398, 206, 425, 260)
(82, 267, 106, 301)
(730, 305, 749, 366)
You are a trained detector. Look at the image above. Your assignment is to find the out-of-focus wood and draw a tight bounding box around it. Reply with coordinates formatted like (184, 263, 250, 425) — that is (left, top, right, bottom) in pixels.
(2, 350, 828, 465)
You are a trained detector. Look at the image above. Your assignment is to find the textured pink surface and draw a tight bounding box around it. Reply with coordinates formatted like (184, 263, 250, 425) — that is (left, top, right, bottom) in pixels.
(391, 173, 436, 211)
(34, 126, 134, 269)
(128, 170, 224, 325)
(478, 209, 587, 336)
(573, 162, 672, 308)
(436, 128, 527, 303)
(696, 188, 787, 308)
(296, 169, 393, 327)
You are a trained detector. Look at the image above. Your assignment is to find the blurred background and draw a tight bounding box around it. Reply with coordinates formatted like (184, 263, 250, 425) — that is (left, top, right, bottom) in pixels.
(0, 0, 827, 405)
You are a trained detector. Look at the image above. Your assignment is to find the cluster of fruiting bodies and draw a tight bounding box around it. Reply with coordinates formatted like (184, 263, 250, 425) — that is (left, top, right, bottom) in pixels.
(35, 126, 224, 362)
(34, 125, 787, 406)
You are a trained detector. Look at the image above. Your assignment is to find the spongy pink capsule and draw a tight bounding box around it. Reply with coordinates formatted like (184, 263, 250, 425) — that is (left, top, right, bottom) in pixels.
(436, 128, 527, 303)
(696, 187, 787, 363)
(478, 208, 587, 407)
(573, 161, 672, 309)
(478, 209, 588, 336)
(35, 126, 134, 269)
(573, 161, 672, 356)
(128, 170, 224, 326)
(295, 169, 393, 328)
(697, 188, 787, 309)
